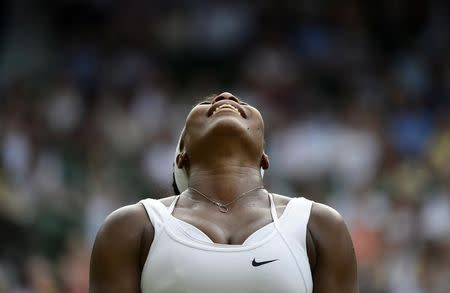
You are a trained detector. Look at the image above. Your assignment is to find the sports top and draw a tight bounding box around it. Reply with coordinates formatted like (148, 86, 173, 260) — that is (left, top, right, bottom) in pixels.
(140, 193, 313, 293)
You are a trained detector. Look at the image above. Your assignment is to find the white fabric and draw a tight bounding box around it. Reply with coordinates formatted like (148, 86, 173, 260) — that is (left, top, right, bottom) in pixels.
(140, 195, 313, 293)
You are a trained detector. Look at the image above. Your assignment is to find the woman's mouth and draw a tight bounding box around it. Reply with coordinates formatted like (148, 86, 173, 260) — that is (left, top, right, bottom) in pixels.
(212, 104, 240, 115)
(208, 101, 247, 118)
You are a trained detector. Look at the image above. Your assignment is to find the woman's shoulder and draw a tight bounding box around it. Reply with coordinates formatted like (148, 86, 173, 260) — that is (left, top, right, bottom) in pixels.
(101, 195, 178, 225)
(271, 193, 345, 226)
(98, 203, 151, 240)
(271, 193, 345, 228)
(91, 202, 155, 285)
(308, 202, 348, 235)
(92, 203, 152, 264)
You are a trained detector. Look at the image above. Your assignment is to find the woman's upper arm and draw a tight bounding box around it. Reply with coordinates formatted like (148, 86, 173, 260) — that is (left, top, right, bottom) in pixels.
(308, 202, 358, 293)
(89, 203, 153, 293)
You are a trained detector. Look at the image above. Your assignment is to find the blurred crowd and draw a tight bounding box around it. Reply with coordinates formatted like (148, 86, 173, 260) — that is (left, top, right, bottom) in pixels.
(1, 0, 450, 292)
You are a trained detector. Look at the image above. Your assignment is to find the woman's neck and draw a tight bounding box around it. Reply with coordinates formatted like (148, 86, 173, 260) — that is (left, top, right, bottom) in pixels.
(187, 165, 264, 203)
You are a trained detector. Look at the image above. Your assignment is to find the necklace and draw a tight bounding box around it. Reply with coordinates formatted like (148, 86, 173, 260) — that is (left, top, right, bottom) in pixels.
(187, 186, 264, 213)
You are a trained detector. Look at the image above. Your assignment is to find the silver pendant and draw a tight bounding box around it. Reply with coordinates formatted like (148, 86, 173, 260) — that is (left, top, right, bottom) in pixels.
(217, 204, 229, 213)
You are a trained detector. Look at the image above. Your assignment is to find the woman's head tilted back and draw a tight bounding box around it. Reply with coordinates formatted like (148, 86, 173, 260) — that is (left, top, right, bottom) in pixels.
(173, 92, 269, 194)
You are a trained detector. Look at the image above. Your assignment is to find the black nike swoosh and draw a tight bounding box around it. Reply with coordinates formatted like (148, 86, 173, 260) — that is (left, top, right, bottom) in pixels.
(252, 258, 279, 267)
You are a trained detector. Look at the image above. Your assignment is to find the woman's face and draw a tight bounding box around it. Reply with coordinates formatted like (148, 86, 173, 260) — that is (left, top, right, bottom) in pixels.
(182, 92, 266, 163)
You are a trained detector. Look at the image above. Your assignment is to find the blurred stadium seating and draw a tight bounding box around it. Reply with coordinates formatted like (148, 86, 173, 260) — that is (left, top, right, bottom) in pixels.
(0, 1, 449, 292)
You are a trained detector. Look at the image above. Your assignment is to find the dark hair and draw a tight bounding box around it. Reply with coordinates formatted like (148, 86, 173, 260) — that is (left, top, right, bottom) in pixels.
(172, 129, 186, 195)
(172, 171, 181, 195)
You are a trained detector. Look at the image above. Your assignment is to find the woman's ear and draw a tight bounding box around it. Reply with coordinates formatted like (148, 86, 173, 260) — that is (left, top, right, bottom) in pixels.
(261, 153, 270, 170)
(176, 152, 188, 169)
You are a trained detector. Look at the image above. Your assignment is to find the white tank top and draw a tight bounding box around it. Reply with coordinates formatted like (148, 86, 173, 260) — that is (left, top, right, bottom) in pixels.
(140, 194, 313, 293)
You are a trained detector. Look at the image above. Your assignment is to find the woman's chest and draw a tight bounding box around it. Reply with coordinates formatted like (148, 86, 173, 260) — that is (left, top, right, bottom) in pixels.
(142, 231, 308, 293)
(171, 206, 274, 245)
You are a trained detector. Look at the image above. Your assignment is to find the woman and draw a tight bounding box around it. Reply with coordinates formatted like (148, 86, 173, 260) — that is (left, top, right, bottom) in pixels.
(90, 92, 358, 292)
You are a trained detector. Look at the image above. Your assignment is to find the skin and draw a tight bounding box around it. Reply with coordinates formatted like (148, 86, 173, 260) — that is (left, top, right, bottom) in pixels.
(90, 92, 358, 293)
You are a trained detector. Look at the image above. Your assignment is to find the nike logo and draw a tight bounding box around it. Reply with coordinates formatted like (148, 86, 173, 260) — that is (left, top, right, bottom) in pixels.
(252, 258, 279, 267)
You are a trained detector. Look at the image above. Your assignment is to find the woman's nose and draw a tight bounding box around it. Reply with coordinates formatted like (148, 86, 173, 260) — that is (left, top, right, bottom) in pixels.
(213, 92, 240, 104)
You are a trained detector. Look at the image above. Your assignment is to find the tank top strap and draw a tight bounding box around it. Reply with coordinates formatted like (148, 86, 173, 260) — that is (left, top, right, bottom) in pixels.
(278, 197, 313, 248)
(140, 197, 174, 237)
(268, 192, 280, 226)
(168, 195, 180, 214)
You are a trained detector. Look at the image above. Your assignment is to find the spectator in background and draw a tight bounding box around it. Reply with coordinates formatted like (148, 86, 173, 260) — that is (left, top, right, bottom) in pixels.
(0, 1, 449, 292)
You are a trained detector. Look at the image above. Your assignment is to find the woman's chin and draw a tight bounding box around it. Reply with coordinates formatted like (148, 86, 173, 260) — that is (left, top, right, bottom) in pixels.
(206, 116, 249, 138)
